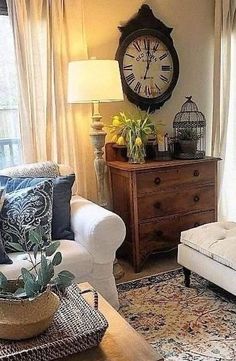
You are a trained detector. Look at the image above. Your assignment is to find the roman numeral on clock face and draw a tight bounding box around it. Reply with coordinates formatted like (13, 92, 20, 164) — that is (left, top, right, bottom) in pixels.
(159, 53, 168, 61)
(144, 85, 151, 97)
(143, 38, 150, 50)
(123, 64, 133, 71)
(134, 82, 142, 94)
(160, 74, 169, 83)
(125, 73, 135, 85)
(162, 65, 171, 71)
(153, 41, 159, 52)
(119, 33, 178, 104)
(125, 53, 135, 58)
(133, 40, 141, 52)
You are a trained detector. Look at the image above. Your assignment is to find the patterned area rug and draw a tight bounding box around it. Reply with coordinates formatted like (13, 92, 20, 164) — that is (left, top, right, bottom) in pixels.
(117, 269, 236, 361)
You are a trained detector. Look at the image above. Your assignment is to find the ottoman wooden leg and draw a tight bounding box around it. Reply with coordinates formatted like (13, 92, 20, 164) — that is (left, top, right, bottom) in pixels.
(183, 267, 191, 287)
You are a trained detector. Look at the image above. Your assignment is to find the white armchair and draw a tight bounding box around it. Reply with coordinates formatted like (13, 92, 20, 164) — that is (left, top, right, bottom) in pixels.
(0, 162, 126, 309)
(70, 195, 125, 308)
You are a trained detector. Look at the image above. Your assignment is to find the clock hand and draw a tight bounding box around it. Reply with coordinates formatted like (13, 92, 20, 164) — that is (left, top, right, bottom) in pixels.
(143, 41, 152, 79)
(144, 61, 150, 80)
(147, 39, 150, 58)
(144, 42, 151, 80)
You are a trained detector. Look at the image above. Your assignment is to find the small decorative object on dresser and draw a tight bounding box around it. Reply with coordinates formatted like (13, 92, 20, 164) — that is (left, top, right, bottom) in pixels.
(173, 96, 206, 159)
(108, 111, 155, 164)
(106, 142, 219, 272)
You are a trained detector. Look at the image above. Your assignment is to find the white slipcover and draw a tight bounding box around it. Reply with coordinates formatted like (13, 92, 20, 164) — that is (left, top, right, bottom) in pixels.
(0, 240, 93, 280)
(181, 221, 236, 271)
(0, 163, 126, 309)
(178, 221, 236, 297)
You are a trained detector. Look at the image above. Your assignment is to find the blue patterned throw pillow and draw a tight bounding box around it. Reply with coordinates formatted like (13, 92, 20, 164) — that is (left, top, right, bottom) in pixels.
(0, 235, 12, 264)
(0, 186, 12, 264)
(0, 180, 53, 252)
(0, 175, 75, 240)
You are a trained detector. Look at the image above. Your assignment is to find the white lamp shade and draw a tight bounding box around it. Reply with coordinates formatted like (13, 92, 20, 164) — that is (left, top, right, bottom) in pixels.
(68, 59, 124, 103)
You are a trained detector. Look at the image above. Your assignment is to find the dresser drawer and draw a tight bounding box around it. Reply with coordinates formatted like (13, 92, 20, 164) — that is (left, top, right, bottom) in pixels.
(180, 210, 216, 231)
(107, 154, 219, 272)
(139, 210, 216, 259)
(138, 185, 215, 220)
(136, 162, 215, 195)
(139, 217, 179, 257)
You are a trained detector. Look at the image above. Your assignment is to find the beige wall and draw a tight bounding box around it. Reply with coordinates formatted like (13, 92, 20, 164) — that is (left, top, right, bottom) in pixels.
(83, 0, 214, 152)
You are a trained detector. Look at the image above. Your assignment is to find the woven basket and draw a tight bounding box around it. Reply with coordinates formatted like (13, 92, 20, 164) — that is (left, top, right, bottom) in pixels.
(0, 284, 108, 361)
(0, 287, 60, 340)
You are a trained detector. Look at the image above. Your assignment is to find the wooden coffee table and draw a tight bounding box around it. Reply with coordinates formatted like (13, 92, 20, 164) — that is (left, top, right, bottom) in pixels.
(58, 283, 163, 361)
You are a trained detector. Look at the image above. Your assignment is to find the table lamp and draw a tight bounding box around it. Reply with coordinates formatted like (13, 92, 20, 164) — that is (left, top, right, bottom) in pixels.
(68, 59, 124, 207)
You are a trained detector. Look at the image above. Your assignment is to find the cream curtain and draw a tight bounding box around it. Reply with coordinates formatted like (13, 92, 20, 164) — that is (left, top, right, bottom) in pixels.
(212, 0, 236, 220)
(6, 0, 97, 201)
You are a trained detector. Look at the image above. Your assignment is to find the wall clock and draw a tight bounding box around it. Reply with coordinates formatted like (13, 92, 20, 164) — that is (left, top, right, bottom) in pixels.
(115, 4, 179, 112)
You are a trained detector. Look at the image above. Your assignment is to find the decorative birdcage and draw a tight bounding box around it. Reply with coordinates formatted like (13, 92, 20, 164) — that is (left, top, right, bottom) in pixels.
(173, 96, 206, 159)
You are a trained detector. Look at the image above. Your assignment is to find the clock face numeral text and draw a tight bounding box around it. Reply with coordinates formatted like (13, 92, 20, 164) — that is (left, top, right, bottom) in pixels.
(125, 73, 135, 85)
(159, 53, 168, 61)
(153, 41, 159, 52)
(123, 64, 133, 71)
(144, 85, 151, 97)
(125, 53, 135, 58)
(143, 38, 150, 50)
(133, 41, 141, 52)
(162, 65, 171, 71)
(160, 75, 169, 83)
(122, 34, 174, 99)
(134, 82, 142, 94)
(155, 84, 161, 92)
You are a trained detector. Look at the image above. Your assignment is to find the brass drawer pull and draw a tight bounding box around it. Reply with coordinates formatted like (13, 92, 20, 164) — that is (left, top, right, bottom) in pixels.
(194, 195, 200, 202)
(193, 170, 199, 177)
(154, 177, 161, 185)
(154, 201, 161, 209)
(194, 222, 200, 227)
(155, 230, 163, 237)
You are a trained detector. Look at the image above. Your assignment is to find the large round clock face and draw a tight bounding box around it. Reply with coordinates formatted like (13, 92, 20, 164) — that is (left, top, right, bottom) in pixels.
(123, 35, 174, 99)
(116, 28, 179, 111)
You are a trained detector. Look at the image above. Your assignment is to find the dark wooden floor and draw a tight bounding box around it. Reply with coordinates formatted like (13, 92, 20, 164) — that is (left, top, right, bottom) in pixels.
(116, 249, 180, 283)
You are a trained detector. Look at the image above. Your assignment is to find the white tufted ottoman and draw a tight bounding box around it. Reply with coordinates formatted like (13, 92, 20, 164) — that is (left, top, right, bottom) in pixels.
(178, 221, 236, 294)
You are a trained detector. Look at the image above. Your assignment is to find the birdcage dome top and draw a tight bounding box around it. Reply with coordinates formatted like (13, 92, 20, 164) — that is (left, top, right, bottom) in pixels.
(181, 96, 198, 112)
(173, 96, 206, 128)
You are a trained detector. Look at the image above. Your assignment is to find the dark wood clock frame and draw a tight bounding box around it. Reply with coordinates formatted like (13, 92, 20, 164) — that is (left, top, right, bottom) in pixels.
(115, 4, 179, 112)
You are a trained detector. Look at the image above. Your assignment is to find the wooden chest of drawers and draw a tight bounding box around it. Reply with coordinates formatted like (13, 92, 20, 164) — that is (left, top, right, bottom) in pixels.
(106, 147, 219, 272)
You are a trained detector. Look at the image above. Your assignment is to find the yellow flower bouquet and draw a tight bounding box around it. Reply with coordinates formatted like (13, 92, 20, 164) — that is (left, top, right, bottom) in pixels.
(108, 111, 155, 163)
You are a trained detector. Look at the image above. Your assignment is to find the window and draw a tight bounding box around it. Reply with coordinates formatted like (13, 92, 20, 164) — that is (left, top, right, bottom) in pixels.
(0, 9, 21, 169)
(0, 0, 7, 16)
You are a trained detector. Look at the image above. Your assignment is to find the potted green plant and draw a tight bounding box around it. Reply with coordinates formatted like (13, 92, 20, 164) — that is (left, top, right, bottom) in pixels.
(0, 228, 75, 340)
(108, 110, 155, 164)
(177, 128, 201, 154)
